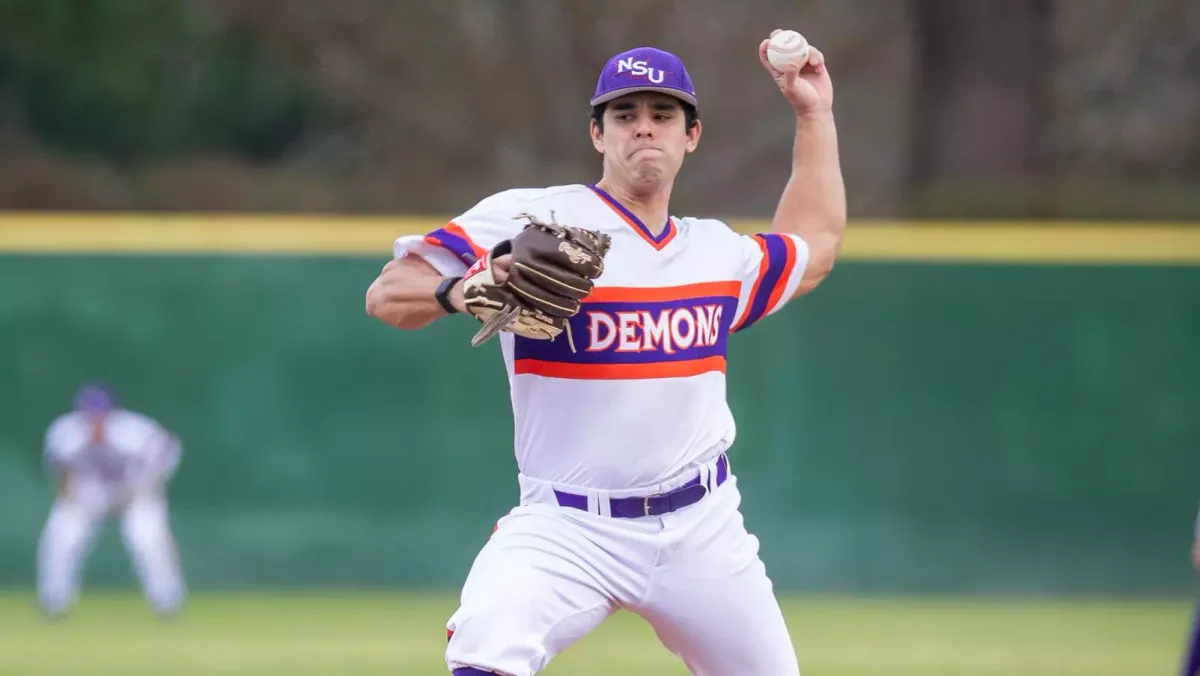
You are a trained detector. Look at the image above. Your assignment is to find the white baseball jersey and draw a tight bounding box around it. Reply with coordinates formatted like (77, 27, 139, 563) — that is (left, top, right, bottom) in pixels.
(395, 184, 808, 489)
(44, 409, 181, 492)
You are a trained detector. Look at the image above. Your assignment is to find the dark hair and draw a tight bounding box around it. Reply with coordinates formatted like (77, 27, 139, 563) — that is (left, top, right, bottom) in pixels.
(590, 101, 699, 133)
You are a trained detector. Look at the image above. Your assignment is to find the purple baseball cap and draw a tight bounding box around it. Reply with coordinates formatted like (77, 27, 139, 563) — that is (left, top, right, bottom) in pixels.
(590, 47, 697, 108)
(74, 382, 115, 413)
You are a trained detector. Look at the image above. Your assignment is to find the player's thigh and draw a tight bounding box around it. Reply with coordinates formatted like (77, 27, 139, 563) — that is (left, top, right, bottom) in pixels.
(447, 506, 619, 676)
(39, 499, 103, 558)
(643, 554, 798, 676)
(638, 487, 799, 675)
(120, 494, 169, 537)
(120, 495, 182, 573)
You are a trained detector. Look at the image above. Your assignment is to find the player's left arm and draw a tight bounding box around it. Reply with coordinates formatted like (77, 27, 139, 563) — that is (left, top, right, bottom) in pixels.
(124, 417, 182, 496)
(759, 31, 846, 299)
(141, 427, 182, 490)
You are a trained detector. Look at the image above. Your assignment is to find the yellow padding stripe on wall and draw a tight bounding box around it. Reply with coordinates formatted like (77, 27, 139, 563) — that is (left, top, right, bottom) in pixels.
(1, 213, 1199, 263)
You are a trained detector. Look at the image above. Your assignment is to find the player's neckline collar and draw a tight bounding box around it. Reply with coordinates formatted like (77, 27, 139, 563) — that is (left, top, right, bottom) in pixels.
(588, 184, 677, 251)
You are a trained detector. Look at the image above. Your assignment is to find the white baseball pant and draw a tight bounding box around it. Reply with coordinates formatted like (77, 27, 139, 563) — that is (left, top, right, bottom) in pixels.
(445, 458, 800, 675)
(37, 482, 185, 617)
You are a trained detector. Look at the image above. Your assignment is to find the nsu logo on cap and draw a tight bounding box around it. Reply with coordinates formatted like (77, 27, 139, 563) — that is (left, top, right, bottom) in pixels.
(616, 57, 666, 84)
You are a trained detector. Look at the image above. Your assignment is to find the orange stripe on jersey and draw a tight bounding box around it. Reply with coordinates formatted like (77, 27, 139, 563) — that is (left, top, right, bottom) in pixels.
(585, 281, 740, 303)
(763, 234, 797, 312)
(514, 356, 726, 380)
(731, 235, 769, 331)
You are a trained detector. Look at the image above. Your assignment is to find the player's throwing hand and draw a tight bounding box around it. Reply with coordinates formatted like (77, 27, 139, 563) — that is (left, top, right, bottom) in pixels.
(758, 29, 833, 116)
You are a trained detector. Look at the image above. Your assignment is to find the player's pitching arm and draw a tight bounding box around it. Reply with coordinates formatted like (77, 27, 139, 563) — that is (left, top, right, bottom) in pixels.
(759, 31, 847, 299)
(365, 253, 512, 330)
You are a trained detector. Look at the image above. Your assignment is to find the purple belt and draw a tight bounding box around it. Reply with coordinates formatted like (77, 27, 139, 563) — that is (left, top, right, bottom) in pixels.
(554, 454, 729, 518)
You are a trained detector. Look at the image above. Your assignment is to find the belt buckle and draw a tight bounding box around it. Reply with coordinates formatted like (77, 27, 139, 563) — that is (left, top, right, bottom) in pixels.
(643, 492, 666, 517)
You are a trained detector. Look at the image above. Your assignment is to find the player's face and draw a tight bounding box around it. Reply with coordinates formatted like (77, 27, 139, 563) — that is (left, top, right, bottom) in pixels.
(590, 93, 700, 191)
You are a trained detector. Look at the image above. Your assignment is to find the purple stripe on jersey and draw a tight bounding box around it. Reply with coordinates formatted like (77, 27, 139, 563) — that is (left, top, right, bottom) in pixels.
(426, 229, 479, 265)
(514, 295, 737, 364)
(736, 234, 789, 332)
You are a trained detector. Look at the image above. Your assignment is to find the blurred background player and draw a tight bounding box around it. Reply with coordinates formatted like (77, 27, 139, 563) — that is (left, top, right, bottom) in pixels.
(37, 383, 186, 619)
(1182, 505, 1200, 676)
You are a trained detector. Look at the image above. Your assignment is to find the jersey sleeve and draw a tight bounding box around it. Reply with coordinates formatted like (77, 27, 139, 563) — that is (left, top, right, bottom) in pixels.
(391, 190, 528, 276)
(119, 413, 182, 484)
(729, 231, 810, 333)
(139, 426, 182, 485)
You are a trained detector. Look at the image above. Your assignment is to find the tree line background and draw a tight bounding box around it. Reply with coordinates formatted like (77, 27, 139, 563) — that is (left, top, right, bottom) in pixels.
(0, 0, 1196, 220)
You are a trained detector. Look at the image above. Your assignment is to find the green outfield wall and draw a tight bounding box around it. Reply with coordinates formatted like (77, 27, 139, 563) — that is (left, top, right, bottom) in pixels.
(0, 248, 1197, 594)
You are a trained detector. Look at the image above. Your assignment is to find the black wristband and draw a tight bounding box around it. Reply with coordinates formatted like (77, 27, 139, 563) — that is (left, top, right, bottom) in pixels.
(435, 276, 462, 315)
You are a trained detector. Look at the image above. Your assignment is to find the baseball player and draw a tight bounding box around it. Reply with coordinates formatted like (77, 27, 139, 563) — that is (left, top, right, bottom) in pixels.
(1181, 505, 1200, 675)
(367, 32, 844, 675)
(37, 383, 185, 619)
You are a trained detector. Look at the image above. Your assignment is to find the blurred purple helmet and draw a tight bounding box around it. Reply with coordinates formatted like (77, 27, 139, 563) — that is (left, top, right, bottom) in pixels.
(73, 383, 116, 414)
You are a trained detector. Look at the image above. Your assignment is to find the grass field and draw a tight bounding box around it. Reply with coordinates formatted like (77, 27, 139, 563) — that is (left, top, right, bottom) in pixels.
(0, 592, 1189, 675)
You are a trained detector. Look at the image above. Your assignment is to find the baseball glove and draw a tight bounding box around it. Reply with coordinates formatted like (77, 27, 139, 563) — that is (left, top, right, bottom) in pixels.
(462, 212, 611, 351)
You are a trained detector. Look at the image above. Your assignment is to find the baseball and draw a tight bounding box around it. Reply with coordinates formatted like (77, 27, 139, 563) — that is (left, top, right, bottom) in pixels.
(766, 30, 811, 73)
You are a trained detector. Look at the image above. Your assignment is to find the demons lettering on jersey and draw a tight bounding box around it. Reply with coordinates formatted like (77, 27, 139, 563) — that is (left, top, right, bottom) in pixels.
(513, 282, 738, 380)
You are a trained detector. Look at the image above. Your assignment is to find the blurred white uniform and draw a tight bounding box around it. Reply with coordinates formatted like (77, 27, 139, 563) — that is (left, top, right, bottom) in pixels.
(37, 408, 185, 617)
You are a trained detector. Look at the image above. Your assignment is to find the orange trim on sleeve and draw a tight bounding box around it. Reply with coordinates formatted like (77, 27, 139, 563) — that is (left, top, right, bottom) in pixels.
(513, 356, 726, 380)
(731, 235, 769, 331)
(443, 222, 488, 259)
(763, 235, 797, 313)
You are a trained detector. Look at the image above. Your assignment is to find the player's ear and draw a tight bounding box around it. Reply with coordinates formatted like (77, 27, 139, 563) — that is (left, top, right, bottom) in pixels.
(589, 119, 605, 154)
(685, 119, 701, 153)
